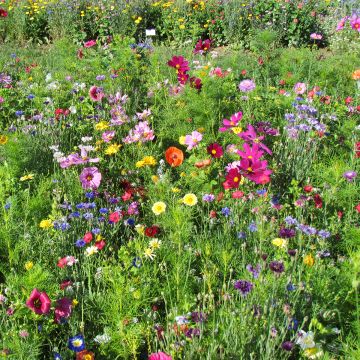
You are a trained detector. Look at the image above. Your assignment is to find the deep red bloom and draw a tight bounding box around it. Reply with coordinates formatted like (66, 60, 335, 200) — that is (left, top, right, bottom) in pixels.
(194, 39, 212, 54)
(54, 297, 72, 324)
(209, 210, 217, 218)
(303, 185, 313, 193)
(26, 289, 51, 315)
(0, 8, 8, 17)
(337, 211, 343, 219)
(83, 232, 93, 243)
(177, 71, 189, 84)
(355, 142, 360, 158)
(167, 56, 190, 73)
(207, 143, 223, 158)
(190, 77, 202, 91)
(77, 48, 84, 60)
(241, 69, 247, 76)
(225, 169, 242, 188)
(60, 280, 72, 290)
(121, 191, 132, 201)
(355, 203, 360, 213)
(145, 225, 160, 237)
(314, 194, 323, 209)
(109, 211, 121, 223)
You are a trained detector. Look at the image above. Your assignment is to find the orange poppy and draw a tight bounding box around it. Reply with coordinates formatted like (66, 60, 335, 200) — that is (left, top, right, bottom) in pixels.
(194, 159, 211, 168)
(352, 69, 360, 80)
(165, 147, 184, 167)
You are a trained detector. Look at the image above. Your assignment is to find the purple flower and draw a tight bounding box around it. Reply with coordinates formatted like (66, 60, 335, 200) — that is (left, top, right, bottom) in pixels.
(238, 79, 256, 92)
(234, 280, 253, 296)
(246, 264, 261, 279)
(279, 227, 296, 238)
(281, 341, 294, 351)
(202, 194, 215, 202)
(269, 261, 285, 274)
(191, 311, 207, 323)
(343, 170, 357, 182)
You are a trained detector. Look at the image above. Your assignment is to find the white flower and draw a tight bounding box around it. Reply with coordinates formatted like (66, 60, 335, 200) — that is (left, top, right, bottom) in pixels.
(296, 330, 315, 349)
(45, 73, 52, 83)
(85, 246, 98, 256)
(69, 106, 77, 114)
(94, 333, 111, 344)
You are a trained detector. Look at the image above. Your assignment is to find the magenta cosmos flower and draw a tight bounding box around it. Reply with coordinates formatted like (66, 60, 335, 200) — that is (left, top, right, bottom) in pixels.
(79, 167, 102, 189)
(293, 82, 307, 95)
(238, 79, 256, 92)
(26, 288, 51, 315)
(207, 143, 223, 158)
(148, 352, 172, 360)
(350, 14, 360, 31)
(89, 85, 104, 101)
(194, 39, 212, 54)
(219, 112, 243, 132)
(84, 39, 96, 48)
(167, 56, 190, 73)
(54, 297, 72, 324)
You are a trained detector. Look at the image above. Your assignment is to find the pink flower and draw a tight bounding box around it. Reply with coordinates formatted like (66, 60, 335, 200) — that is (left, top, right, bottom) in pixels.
(184, 131, 202, 150)
(350, 14, 360, 31)
(79, 167, 102, 189)
(84, 39, 96, 48)
(219, 112, 242, 132)
(89, 85, 104, 101)
(148, 351, 172, 360)
(54, 297, 72, 324)
(194, 39, 212, 54)
(0, 96, 4, 103)
(238, 79, 256, 92)
(26, 289, 51, 315)
(310, 33, 322, 40)
(102, 130, 116, 142)
(293, 82, 306, 95)
(336, 17, 348, 31)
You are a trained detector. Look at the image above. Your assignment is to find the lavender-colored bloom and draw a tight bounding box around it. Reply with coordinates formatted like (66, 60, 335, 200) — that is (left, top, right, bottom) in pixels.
(96, 75, 106, 81)
(343, 170, 357, 182)
(92, 228, 101, 234)
(202, 194, 215, 202)
(248, 222, 257, 232)
(191, 311, 207, 323)
(317, 230, 331, 239)
(317, 250, 331, 258)
(269, 261, 285, 274)
(238, 79, 256, 92)
(184, 131, 203, 150)
(238, 231, 247, 239)
(70, 212, 80, 218)
(123, 121, 154, 144)
(246, 264, 261, 279)
(83, 212, 94, 220)
(221, 207, 231, 217)
(234, 280, 254, 296)
(79, 167, 102, 189)
(284, 216, 298, 226)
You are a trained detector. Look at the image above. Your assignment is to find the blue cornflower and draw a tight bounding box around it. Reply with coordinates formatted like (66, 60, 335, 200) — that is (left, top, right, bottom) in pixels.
(27, 94, 35, 100)
(238, 231, 247, 239)
(83, 212, 94, 220)
(288, 318, 299, 331)
(54, 353, 62, 360)
(221, 207, 231, 217)
(248, 222, 257, 232)
(15, 110, 24, 117)
(68, 334, 85, 352)
(132, 257, 142, 268)
(70, 212, 80, 218)
(75, 239, 86, 248)
(10, 53, 17, 58)
(99, 208, 108, 214)
(256, 189, 267, 196)
(85, 192, 94, 199)
(92, 228, 101, 234)
(4, 202, 11, 210)
(60, 222, 71, 231)
(284, 216, 298, 226)
(125, 218, 135, 226)
(76, 203, 85, 209)
(286, 283, 296, 291)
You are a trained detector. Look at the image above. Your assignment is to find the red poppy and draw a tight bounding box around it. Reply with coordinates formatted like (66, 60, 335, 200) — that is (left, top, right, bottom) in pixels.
(355, 203, 360, 213)
(95, 240, 106, 250)
(303, 185, 313, 193)
(145, 225, 160, 237)
(109, 211, 121, 223)
(207, 143, 223, 158)
(0, 8, 8, 18)
(165, 147, 184, 167)
(314, 194, 323, 209)
(83, 232, 93, 243)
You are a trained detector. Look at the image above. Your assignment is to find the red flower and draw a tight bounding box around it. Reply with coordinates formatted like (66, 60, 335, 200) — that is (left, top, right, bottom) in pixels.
(84, 39, 96, 48)
(121, 191, 132, 201)
(83, 232, 93, 243)
(190, 77, 202, 91)
(225, 169, 242, 189)
(337, 211, 343, 219)
(314, 194, 323, 209)
(165, 147, 184, 167)
(77, 48, 84, 60)
(355, 203, 360, 213)
(109, 211, 121, 223)
(0, 8, 8, 18)
(345, 97, 353, 105)
(241, 69, 247, 76)
(95, 240, 106, 250)
(207, 143, 223, 158)
(26, 289, 51, 315)
(57, 257, 68, 268)
(167, 56, 190, 73)
(194, 39, 212, 54)
(76, 350, 95, 360)
(177, 71, 189, 85)
(145, 225, 160, 237)
(60, 280, 72, 290)
(355, 142, 360, 158)
(303, 185, 313, 193)
(209, 210, 217, 218)
(54, 297, 72, 324)
(232, 190, 244, 199)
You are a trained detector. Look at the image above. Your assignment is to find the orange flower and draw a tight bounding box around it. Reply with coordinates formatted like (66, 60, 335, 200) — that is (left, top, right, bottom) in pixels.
(165, 147, 184, 167)
(352, 69, 360, 80)
(76, 350, 95, 360)
(195, 159, 211, 168)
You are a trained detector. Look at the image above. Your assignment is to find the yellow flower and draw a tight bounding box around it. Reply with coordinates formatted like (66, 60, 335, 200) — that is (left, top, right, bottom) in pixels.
(39, 219, 53, 229)
(135, 224, 145, 235)
(172, 187, 181, 193)
(179, 24, 185, 30)
(72, 299, 79, 306)
(136, 156, 157, 168)
(24, 261, 34, 271)
(95, 121, 109, 131)
(104, 143, 122, 155)
(182, 193, 198, 206)
(0, 135, 8, 145)
(152, 201, 166, 215)
(180, 172, 186, 177)
(232, 126, 243, 135)
(149, 238, 161, 249)
(133, 289, 141, 299)
(304, 254, 315, 267)
(272, 238, 288, 248)
(179, 136, 186, 145)
(151, 175, 159, 183)
(303, 346, 324, 359)
(20, 174, 35, 181)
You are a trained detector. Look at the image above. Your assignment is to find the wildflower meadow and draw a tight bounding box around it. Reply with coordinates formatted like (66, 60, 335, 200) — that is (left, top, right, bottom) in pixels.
(0, 0, 360, 359)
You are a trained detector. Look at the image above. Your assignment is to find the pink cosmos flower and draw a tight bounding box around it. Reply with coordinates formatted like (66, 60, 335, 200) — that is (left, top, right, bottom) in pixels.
(219, 112, 242, 132)
(102, 130, 116, 143)
(54, 297, 72, 324)
(123, 121, 155, 144)
(84, 39, 96, 48)
(26, 289, 51, 315)
(184, 131, 203, 150)
(293, 82, 306, 94)
(167, 56, 190, 73)
(89, 85, 104, 102)
(350, 14, 360, 31)
(310, 33, 322, 40)
(238, 125, 272, 155)
(0, 96, 4, 103)
(237, 142, 264, 161)
(148, 352, 172, 360)
(336, 17, 348, 31)
(194, 39, 212, 54)
(79, 167, 102, 189)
